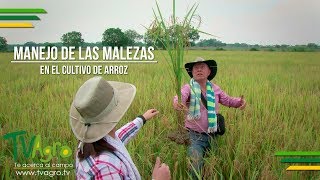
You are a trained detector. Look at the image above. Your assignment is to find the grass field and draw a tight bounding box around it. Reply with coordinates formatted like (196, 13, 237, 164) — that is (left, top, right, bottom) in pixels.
(0, 50, 320, 179)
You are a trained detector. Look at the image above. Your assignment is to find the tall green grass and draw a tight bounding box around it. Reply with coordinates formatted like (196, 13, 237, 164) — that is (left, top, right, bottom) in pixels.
(0, 51, 320, 179)
(147, 0, 208, 103)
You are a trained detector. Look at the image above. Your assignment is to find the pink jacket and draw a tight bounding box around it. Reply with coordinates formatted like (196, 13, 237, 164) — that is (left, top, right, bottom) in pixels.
(173, 83, 241, 133)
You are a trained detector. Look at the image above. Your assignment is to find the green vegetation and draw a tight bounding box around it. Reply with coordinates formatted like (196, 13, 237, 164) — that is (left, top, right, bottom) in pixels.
(1, 50, 320, 179)
(61, 31, 84, 48)
(146, 0, 200, 102)
(0, 36, 7, 52)
(102, 28, 129, 47)
(125, 29, 143, 46)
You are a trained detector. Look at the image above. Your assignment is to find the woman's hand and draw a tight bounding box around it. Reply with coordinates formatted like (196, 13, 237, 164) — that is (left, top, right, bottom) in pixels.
(142, 109, 159, 121)
(152, 157, 171, 180)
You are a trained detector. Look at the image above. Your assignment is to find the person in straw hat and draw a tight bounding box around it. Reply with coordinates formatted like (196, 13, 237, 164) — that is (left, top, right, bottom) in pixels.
(70, 76, 170, 180)
(173, 57, 246, 179)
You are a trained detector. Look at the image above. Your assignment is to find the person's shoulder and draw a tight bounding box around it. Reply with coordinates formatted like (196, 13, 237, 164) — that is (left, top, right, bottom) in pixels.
(77, 155, 106, 173)
(77, 152, 123, 175)
(209, 82, 220, 89)
(210, 82, 222, 92)
(96, 151, 119, 163)
(97, 152, 126, 173)
(182, 84, 191, 89)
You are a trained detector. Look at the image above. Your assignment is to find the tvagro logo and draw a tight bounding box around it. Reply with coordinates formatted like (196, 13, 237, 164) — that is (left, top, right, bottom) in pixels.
(275, 151, 320, 171)
(3, 130, 72, 162)
(0, 8, 47, 28)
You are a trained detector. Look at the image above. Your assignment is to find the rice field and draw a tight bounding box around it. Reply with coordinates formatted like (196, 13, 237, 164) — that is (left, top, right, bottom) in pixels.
(0, 50, 320, 179)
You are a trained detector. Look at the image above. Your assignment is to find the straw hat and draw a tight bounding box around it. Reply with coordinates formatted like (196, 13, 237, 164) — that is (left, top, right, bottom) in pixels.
(184, 57, 217, 80)
(69, 76, 136, 143)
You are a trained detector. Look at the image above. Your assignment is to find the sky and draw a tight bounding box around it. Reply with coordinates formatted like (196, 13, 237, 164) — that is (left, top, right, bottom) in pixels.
(0, 0, 319, 45)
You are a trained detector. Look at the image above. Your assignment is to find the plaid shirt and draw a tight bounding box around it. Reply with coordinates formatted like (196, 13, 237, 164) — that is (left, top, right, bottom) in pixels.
(76, 117, 144, 180)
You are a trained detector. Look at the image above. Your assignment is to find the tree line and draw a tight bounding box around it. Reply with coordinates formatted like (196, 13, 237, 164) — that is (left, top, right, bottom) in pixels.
(1, 27, 319, 52)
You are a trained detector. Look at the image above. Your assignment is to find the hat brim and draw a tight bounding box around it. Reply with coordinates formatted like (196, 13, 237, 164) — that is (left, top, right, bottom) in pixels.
(69, 81, 136, 143)
(184, 60, 217, 80)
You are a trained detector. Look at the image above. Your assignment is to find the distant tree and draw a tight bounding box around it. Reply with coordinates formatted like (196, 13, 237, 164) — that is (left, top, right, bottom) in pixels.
(102, 28, 128, 47)
(307, 43, 318, 49)
(94, 42, 103, 48)
(134, 41, 145, 47)
(43, 42, 55, 50)
(274, 44, 290, 51)
(188, 28, 200, 46)
(280, 44, 289, 49)
(240, 43, 249, 48)
(249, 47, 259, 51)
(61, 31, 84, 47)
(197, 39, 226, 47)
(253, 44, 260, 48)
(291, 45, 306, 52)
(216, 47, 225, 51)
(0, 36, 8, 52)
(234, 43, 242, 47)
(124, 29, 143, 46)
(24, 41, 37, 47)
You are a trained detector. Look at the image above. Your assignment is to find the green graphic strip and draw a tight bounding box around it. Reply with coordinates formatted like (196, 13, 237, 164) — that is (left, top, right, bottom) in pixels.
(0, 9, 47, 13)
(281, 158, 320, 163)
(0, 15, 40, 20)
(275, 151, 320, 156)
